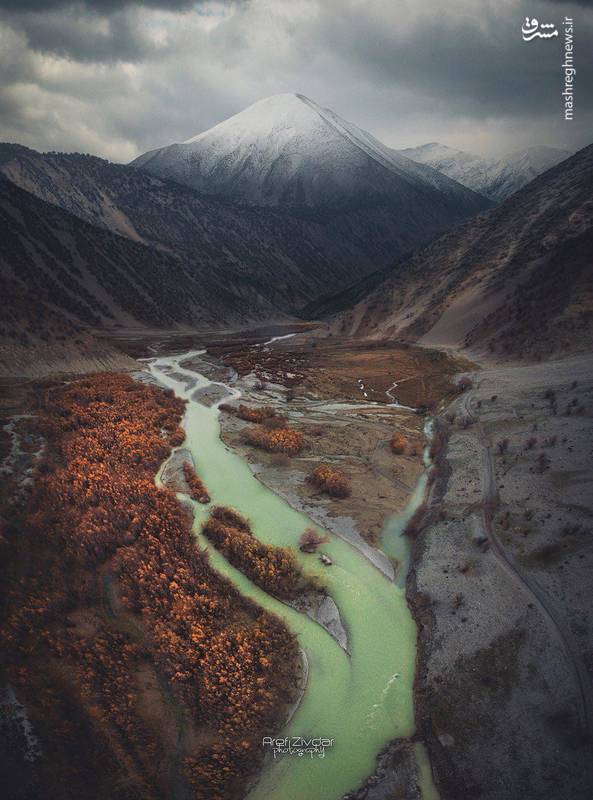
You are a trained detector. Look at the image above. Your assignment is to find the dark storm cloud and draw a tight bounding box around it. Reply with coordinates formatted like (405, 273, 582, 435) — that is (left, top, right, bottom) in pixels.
(306, 0, 593, 119)
(0, 0, 240, 63)
(8, 10, 155, 63)
(0, 1, 196, 10)
(0, 0, 591, 162)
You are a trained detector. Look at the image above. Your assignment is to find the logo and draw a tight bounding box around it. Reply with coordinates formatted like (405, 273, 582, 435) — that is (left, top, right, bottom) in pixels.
(262, 736, 335, 759)
(521, 17, 559, 41)
(519, 14, 574, 120)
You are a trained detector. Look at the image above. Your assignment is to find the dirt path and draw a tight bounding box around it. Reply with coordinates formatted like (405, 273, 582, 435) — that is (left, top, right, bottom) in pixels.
(458, 387, 593, 736)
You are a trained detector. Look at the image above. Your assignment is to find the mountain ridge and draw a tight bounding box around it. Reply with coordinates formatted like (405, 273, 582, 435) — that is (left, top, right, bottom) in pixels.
(132, 93, 490, 211)
(0, 99, 491, 341)
(400, 142, 572, 202)
(322, 143, 593, 360)
(0, 142, 400, 318)
(0, 175, 233, 376)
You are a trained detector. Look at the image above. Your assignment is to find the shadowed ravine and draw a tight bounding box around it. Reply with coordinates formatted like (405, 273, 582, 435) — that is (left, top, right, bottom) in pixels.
(148, 351, 437, 800)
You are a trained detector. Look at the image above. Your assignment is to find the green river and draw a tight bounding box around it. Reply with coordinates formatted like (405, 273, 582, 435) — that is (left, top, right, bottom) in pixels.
(149, 351, 438, 800)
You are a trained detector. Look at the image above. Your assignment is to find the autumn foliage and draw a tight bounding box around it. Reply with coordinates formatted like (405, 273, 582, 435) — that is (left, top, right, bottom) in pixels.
(299, 528, 328, 553)
(202, 506, 315, 600)
(237, 404, 276, 423)
(220, 402, 302, 456)
(0, 374, 299, 800)
(182, 461, 210, 503)
(390, 432, 408, 455)
(244, 426, 303, 455)
(219, 403, 276, 423)
(307, 463, 352, 498)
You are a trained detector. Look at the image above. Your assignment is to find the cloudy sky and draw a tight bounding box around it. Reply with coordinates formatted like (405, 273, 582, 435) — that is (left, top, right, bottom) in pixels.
(0, 0, 591, 163)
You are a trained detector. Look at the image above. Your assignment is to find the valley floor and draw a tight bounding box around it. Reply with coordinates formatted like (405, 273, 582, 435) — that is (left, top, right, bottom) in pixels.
(208, 335, 593, 799)
(2, 329, 592, 800)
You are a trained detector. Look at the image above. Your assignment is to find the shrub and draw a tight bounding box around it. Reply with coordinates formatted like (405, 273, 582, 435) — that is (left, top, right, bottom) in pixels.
(390, 432, 407, 455)
(236, 404, 276, 423)
(299, 528, 328, 553)
(244, 426, 303, 455)
(169, 427, 186, 447)
(496, 438, 510, 455)
(307, 463, 351, 498)
(182, 462, 210, 504)
(429, 425, 449, 460)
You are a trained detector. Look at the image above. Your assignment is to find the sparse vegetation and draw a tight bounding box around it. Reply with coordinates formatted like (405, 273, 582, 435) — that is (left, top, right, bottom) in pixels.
(496, 438, 510, 454)
(307, 463, 351, 498)
(390, 432, 407, 455)
(262, 414, 288, 429)
(244, 425, 304, 455)
(299, 528, 329, 553)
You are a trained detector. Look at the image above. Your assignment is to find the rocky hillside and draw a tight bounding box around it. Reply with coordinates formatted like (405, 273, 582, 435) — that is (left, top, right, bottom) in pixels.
(325, 144, 593, 360)
(0, 177, 238, 376)
(0, 143, 380, 316)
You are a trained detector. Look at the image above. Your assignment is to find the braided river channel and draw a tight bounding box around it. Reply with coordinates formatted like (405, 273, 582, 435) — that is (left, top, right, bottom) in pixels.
(148, 351, 438, 800)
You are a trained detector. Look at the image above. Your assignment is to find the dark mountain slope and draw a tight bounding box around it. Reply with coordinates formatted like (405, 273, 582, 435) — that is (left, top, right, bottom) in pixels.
(0, 144, 365, 315)
(0, 177, 244, 375)
(325, 144, 593, 360)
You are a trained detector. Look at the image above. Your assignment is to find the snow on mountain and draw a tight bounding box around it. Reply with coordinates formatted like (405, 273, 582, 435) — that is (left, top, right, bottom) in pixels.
(486, 145, 573, 202)
(400, 143, 493, 195)
(131, 93, 489, 212)
(400, 142, 572, 202)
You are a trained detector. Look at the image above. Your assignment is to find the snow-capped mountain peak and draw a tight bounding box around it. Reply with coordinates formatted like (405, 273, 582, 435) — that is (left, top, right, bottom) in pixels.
(129, 94, 490, 283)
(183, 93, 322, 149)
(400, 141, 572, 202)
(131, 93, 489, 209)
